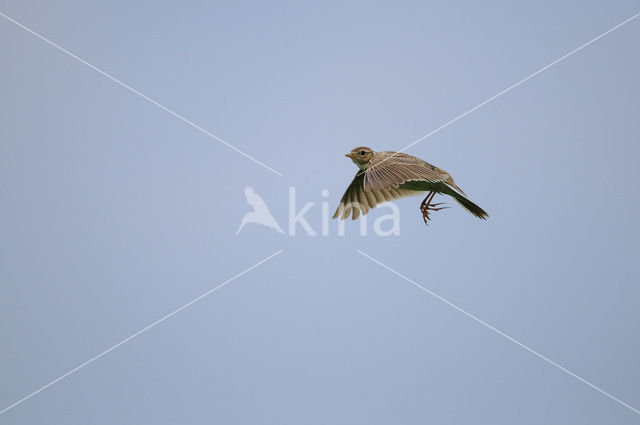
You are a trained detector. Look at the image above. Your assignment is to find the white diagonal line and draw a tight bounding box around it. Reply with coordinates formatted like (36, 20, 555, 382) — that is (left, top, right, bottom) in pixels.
(0, 250, 283, 416)
(0, 11, 283, 177)
(363, 11, 640, 175)
(357, 249, 640, 416)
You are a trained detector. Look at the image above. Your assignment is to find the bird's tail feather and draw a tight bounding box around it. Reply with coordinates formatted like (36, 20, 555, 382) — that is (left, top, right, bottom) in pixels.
(448, 189, 488, 219)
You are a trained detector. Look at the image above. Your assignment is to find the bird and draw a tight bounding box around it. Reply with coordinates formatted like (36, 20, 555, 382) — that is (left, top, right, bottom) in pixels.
(236, 186, 285, 235)
(333, 146, 488, 225)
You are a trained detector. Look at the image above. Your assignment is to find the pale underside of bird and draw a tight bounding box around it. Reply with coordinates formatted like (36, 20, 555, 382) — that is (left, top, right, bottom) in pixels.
(333, 147, 488, 225)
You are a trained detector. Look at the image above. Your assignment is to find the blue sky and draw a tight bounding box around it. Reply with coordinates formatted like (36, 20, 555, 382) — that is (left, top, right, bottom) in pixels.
(1, 1, 639, 423)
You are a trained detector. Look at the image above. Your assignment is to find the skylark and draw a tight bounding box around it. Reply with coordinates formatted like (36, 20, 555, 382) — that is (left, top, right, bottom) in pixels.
(333, 147, 488, 225)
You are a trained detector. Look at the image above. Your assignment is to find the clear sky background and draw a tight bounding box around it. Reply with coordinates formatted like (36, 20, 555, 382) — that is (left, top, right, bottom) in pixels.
(1, 1, 639, 424)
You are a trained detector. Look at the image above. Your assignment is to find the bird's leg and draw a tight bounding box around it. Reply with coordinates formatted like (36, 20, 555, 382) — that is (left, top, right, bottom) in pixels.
(420, 191, 435, 210)
(420, 191, 436, 225)
(420, 192, 449, 225)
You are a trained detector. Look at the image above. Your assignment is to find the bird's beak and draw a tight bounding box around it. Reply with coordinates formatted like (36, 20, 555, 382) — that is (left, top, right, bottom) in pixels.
(345, 153, 355, 158)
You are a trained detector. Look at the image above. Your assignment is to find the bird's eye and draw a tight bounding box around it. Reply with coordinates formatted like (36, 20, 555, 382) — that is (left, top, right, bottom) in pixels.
(359, 150, 366, 156)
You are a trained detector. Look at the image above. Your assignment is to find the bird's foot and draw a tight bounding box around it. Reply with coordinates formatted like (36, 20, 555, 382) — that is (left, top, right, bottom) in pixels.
(420, 203, 449, 225)
(426, 202, 450, 211)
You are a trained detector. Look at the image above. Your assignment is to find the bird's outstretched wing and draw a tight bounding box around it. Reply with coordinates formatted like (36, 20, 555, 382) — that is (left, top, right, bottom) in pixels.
(363, 151, 465, 195)
(332, 170, 418, 220)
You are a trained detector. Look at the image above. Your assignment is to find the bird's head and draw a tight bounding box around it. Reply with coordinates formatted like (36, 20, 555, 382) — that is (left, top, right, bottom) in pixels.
(345, 146, 375, 169)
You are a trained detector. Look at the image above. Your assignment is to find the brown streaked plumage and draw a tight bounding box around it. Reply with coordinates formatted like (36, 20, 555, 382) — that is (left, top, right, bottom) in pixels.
(333, 146, 488, 225)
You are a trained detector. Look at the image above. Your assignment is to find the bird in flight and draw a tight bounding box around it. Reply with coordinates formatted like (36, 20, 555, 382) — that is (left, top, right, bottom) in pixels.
(333, 147, 488, 225)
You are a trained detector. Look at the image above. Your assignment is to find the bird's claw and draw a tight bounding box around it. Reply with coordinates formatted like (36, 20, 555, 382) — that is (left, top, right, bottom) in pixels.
(420, 193, 448, 226)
